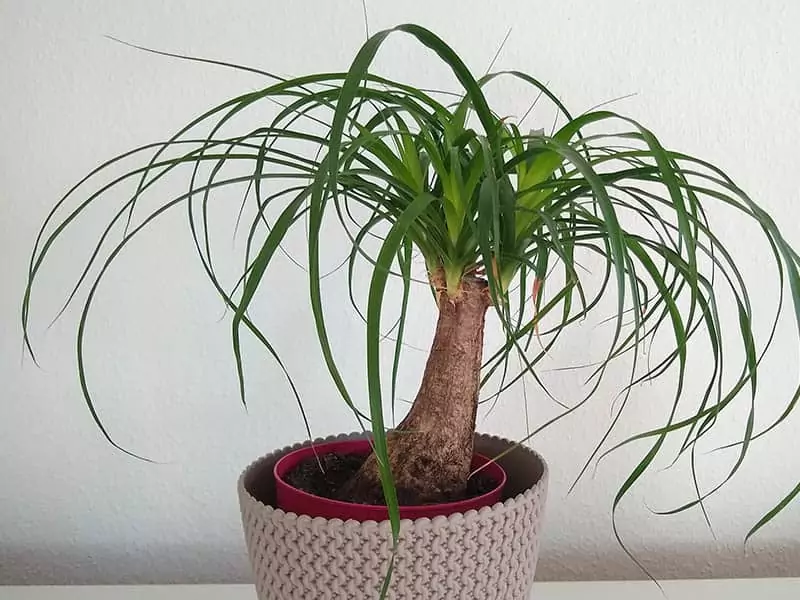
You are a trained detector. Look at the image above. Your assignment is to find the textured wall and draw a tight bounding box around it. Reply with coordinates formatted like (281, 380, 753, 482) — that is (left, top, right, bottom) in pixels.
(1, 0, 799, 585)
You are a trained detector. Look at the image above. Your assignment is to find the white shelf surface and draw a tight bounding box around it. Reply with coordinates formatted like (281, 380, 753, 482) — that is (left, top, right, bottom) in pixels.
(1, 580, 798, 599)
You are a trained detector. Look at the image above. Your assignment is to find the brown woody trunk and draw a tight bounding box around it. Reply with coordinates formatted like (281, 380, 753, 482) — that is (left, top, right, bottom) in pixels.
(340, 269, 491, 505)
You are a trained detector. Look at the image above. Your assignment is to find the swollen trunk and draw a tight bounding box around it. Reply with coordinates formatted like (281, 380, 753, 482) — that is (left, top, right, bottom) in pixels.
(341, 272, 491, 504)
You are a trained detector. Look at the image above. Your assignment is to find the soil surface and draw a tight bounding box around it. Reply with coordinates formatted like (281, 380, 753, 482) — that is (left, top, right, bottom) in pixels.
(284, 451, 497, 505)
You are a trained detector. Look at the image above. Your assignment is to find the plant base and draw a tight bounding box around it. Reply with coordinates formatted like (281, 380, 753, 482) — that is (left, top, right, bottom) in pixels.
(238, 432, 548, 600)
(273, 437, 506, 520)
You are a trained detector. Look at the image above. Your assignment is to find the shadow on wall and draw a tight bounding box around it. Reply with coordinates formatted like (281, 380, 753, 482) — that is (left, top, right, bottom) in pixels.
(536, 539, 800, 581)
(1, 540, 799, 584)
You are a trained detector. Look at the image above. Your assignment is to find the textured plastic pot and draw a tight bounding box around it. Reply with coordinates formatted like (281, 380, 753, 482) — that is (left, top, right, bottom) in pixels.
(273, 438, 507, 521)
(239, 432, 548, 600)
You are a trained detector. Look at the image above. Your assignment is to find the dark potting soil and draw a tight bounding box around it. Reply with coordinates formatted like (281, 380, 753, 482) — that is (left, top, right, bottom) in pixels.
(284, 451, 498, 506)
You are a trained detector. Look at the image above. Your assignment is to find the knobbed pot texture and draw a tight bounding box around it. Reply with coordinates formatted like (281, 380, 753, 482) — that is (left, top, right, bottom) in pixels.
(239, 433, 548, 600)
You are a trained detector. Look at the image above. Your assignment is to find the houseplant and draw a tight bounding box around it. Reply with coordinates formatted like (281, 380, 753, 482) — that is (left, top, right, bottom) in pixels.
(22, 23, 800, 599)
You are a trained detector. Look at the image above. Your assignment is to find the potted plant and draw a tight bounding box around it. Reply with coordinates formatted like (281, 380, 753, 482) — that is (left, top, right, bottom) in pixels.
(22, 24, 800, 600)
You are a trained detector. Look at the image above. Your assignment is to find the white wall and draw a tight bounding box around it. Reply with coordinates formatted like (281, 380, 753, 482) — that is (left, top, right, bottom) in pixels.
(2, 0, 800, 585)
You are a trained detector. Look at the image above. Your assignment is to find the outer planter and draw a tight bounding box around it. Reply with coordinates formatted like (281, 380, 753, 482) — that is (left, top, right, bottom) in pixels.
(239, 432, 548, 600)
(273, 438, 508, 521)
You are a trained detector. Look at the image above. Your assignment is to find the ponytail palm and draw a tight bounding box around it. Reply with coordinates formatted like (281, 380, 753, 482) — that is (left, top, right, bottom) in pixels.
(23, 24, 800, 557)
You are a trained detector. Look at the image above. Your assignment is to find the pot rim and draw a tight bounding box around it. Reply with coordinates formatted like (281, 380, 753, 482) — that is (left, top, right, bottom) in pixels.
(272, 437, 508, 515)
(239, 432, 548, 525)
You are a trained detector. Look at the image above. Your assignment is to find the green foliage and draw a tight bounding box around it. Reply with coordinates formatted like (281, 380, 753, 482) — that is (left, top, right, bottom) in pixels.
(22, 25, 800, 578)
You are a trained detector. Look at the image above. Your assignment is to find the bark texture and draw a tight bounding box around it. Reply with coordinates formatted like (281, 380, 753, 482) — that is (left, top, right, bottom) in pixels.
(340, 269, 491, 505)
